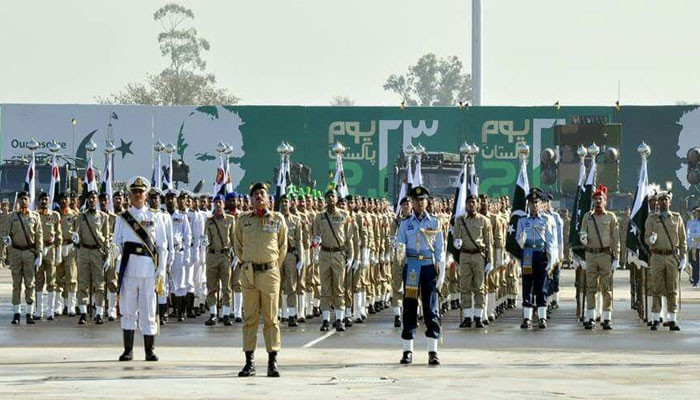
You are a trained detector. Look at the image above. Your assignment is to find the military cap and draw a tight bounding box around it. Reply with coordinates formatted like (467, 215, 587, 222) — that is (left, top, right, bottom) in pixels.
(85, 189, 99, 197)
(37, 192, 50, 200)
(479, 193, 489, 200)
(164, 188, 179, 197)
(399, 196, 410, 205)
(112, 190, 124, 197)
(249, 182, 269, 195)
(225, 192, 237, 201)
(657, 190, 672, 200)
(127, 176, 150, 192)
(148, 187, 163, 196)
(324, 189, 337, 198)
(526, 187, 544, 201)
(466, 194, 478, 201)
(17, 190, 30, 199)
(199, 192, 210, 199)
(213, 194, 225, 202)
(409, 186, 430, 199)
(98, 192, 109, 199)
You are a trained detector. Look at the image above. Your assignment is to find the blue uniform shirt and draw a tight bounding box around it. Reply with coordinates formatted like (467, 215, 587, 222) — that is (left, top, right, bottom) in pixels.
(516, 213, 557, 252)
(687, 218, 700, 250)
(397, 211, 444, 264)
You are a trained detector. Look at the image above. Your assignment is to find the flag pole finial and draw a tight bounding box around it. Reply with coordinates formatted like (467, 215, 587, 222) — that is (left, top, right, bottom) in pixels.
(637, 142, 651, 160)
(516, 141, 530, 160)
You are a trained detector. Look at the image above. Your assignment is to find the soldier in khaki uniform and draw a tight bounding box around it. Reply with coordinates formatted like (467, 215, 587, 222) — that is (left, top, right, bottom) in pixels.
(55, 193, 78, 316)
(579, 185, 620, 330)
(349, 196, 371, 323)
(453, 194, 493, 328)
(3, 191, 43, 325)
(645, 191, 687, 331)
(0, 199, 10, 270)
(279, 194, 304, 326)
(204, 194, 235, 326)
(73, 190, 110, 324)
(34, 192, 62, 321)
(313, 189, 353, 331)
(304, 195, 321, 319)
(234, 182, 287, 378)
(337, 196, 359, 327)
(480, 194, 505, 323)
(225, 192, 243, 323)
(99, 191, 120, 321)
(391, 196, 411, 327)
(291, 195, 310, 323)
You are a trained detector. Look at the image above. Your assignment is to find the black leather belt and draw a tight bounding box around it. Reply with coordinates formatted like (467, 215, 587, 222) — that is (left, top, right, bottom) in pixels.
(586, 247, 610, 254)
(321, 246, 343, 253)
(460, 248, 482, 254)
(288, 247, 297, 253)
(651, 249, 674, 256)
(81, 243, 101, 250)
(406, 254, 430, 260)
(251, 263, 274, 272)
(12, 244, 32, 251)
(208, 248, 231, 255)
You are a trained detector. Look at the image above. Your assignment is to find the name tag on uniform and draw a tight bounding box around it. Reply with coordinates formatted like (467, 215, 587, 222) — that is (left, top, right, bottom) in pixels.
(522, 248, 533, 275)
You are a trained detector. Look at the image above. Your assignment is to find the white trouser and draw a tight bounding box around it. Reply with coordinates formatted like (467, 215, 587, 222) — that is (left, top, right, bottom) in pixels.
(172, 252, 188, 296)
(184, 255, 196, 294)
(119, 276, 157, 335)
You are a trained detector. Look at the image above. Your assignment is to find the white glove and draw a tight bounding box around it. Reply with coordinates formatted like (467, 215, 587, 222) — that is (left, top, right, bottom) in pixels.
(371, 252, 378, 264)
(679, 257, 688, 272)
(361, 247, 370, 267)
(313, 247, 320, 263)
(579, 232, 588, 245)
(436, 260, 446, 290)
(55, 247, 62, 265)
(71, 232, 80, 245)
(352, 260, 360, 272)
(2, 236, 11, 247)
(296, 259, 303, 273)
(612, 259, 620, 270)
(546, 256, 553, 272)
(201, 235, 210, 247)
(518, 232, 527, 248)
(103, 256, 111, 271)
(648, 233, 657, 245)
(484, 262, 493, 275)
(34, 254, 42, 270)
(232, 255, 240, 269)
(346, 258, 354, 271)
(495, 249, 503, 268)
(453, 238, 463, 249)
(385, 252, 391, 263)
(312, 236, 322, 247)
(62, 244, 71, 258)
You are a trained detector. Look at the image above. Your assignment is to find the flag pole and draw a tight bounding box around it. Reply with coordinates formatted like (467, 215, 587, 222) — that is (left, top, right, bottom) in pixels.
(26, 138, 40, 211)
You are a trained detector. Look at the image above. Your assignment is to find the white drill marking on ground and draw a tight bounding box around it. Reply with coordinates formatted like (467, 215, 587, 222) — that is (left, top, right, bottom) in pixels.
(302, 331, 335, 348)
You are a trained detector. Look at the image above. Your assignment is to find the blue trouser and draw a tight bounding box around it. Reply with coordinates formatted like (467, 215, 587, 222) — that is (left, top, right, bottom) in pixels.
(401, 262, 441, 340)
(691, 249, 699, 285)
(521, 250, 548, 309)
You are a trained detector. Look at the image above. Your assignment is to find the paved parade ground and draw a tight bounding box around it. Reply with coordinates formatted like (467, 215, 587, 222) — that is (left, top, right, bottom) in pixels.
(1, 267, 699, 400)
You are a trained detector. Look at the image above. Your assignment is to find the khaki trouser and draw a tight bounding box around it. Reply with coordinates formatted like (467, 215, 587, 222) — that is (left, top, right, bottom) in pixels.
(650, 254, 679, 313)
(241, 263, 281, 353)
(344, 265, 354, 309)
(305, 257, 321, 298)
(56, 245, 78, 296)
(506, 259, 519, 296)
(446, 260, 459, 294)
(231, 262, 242, 292)
(391, 253, 405, 307)
(282, 252, 300, 306)
(10, 248, 37, 305)
(459, 252, 485, 309)
(319, 250, 346, 310)
(585, 252, 613, 311)
(105, 256, 118, 294)
(77, 248, 105, 307)
(36, 246, 57, 293)
(486, 267, 498, 294)
(206, 252, 232, 308)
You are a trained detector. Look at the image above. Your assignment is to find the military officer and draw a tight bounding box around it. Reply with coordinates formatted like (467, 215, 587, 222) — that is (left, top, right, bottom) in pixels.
(579, 185, 620, 330)
(73, 190, 110, 325)
(55, 193, 78, 316)
(645, 191, 687, 331)
(686, 205, 700, 287)
(516, 188, 556, 329)
(114, 177, 168, 361)
(99, 192, 119, 321)
(3, 191, 43, 325)
(204, 194, 235, 326)
(165, 189, 191, 322)
(34, 192, 62, 320)
(454, 194, 493, 328)
(396, 186, 445, 366)
(313, 189, 353, 331)
(391, 196, 412, 327)
(234, 182, 287, 377)
(279, 194, 304, 327)
(149, 188, 174, 325)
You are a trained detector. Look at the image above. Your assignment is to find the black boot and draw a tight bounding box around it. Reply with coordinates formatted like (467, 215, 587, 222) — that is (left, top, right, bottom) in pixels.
(343, 317, 353, 327)
(119, 330, 134, 361)
(78, 313, 87, 325)
(159, 304, 167, 325)
(144, 335, 158, 361)
(668, 321, 681, 331)
(25, 313, 35, 325)
(394, 315, 402, 328)
(267, 351, 280, 377)
(288, 315, 298, 327)
(474, 317, 484, 328)
(205, 314, 217, 326)
(186, 294, 196, 318)
(520, 318, 530, 329)
(238, 351, 256, 377)
(584, 319, 595, 330)
(400, 351, 413, 364)
(94, 314, 104, 325)
(602, 320, 612, 330)
(459, 317, 472, 328)
(428, 351, 440, 366)
(11, 313, 20, 325)
(223, 315, 233, 326)
(320, 320, 330, 332)
(335, 319, 345, 332)
(177, 297, 185, 322)
(368, 304, 376, 314)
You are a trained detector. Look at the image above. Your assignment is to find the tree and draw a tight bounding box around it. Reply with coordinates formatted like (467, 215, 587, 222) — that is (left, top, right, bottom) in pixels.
(330, 95, 356, 106)
(383, 53, 472, 106)
(96, 3, 239, 105)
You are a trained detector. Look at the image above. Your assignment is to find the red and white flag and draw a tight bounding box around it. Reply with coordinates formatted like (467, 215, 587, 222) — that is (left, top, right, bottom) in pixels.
(24, 152, 36, 210)
(48, 154, 60, 210)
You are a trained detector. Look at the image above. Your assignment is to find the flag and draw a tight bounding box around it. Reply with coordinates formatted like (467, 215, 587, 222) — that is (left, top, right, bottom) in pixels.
(568, 156, 589, 266)
(454, 162, 469, 220)
(225, 155, 234, 194)
(333, 155, 348, 199)
(102, 155, 114, 212)
(48, 154, 60, 210)
(505, 157, 530, 259)
(163, 152, 173, 190)
(212, 156, 226, 196)
(406, 155, 414, 192)
(275, 156, 288, 210)
(626, 156, 650, 267)
(24, 151, 36, 210)
(412, 156, 423, 186)
(467, 160, 479, 198)
(84, 155, 98, 193)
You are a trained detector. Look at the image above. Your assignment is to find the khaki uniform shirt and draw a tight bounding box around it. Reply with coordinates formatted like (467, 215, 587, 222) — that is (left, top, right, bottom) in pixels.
(234, 209, 287, 267)
(282, 213, 303, 259)
(60, 208, 78, 243)
(3, 210, 43, 255)
(453, 212, 493, 265)
(645, 211, 687, 255)
(581, 210, 620, 260)
(74, 209, 110, 253)
(206, 213, 236, 251)
(39, 210, 62, 247)
(312, 209, 352, 252)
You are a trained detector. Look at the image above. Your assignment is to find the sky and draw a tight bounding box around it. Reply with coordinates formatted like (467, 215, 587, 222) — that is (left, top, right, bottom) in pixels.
(1, 0, 699, 106)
